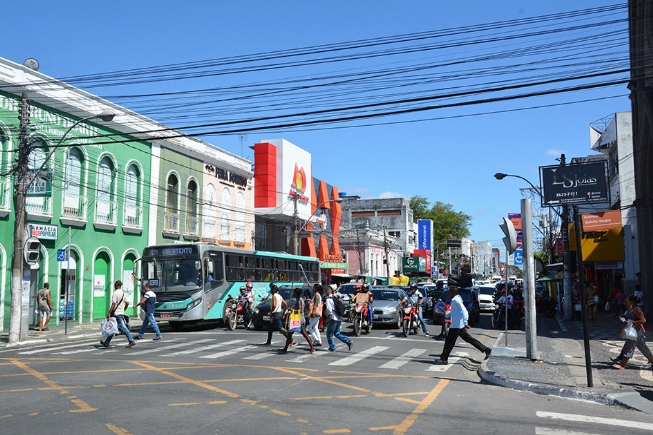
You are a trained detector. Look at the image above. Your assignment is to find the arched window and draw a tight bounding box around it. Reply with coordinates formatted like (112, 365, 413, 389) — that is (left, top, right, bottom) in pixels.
(165, 174, 179, 233)
(220, 187, 231, 240)
(124, 164, 141, 227)
(63, 148, 84, 219)
(96, 156, 115, 223)
(185, 179, 198, 236)
(235, 191, 245, 242)
(203, 183, 217, 239)
(0, 131, 8, 212)
(26, 141, 50, 215)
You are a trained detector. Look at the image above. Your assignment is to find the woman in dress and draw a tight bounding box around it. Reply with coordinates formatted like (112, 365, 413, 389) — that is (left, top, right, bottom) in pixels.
(611, 294, 653, 370)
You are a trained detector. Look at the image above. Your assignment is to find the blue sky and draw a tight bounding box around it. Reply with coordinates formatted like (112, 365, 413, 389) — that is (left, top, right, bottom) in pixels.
(1, 0, 630, 247)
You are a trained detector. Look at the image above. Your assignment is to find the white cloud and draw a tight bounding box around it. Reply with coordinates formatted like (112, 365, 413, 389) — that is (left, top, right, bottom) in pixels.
(546, 148, 566, 156)
(378, 191, 406, 199)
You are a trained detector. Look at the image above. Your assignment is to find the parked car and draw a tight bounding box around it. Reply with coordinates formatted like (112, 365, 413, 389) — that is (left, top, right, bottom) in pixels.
(418, 284, 445, 316)
(432, 287, 481, 326)
(251, 286, 300, 331)
(370, 288, 407, 329)
(476, 285, 496, 312)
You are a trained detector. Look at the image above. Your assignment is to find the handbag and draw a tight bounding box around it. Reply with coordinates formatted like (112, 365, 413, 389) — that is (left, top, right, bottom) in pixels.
(288, 309, 302, 333)
(101, 317, 119, 337)
(604, 301, 611, 312)
(623, 320, 638, 341)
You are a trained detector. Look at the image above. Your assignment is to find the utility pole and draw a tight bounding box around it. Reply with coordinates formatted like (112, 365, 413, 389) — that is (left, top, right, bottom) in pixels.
(574, 205, 593, 387)
(628, 0, 653, 317)
(292, 192, 299, 255)
(355, 227, 364, 275)
(382, 225, 390, 278)
(522, 198, 539, 360)
(9, 92, 30, 343)
(560, 154, 572, 321)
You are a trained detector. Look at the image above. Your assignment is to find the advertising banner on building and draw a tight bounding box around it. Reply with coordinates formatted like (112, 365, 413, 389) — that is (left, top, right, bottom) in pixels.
(582, 210, 622, 231)
(417, 219, 433, 251)
(540, 161, 609, 206)
(29, 224, 57, 240)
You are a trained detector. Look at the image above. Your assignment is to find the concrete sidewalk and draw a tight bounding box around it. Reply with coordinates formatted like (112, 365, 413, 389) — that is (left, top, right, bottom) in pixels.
(1, 320, 121, 346)
(479, 312, 653, 414)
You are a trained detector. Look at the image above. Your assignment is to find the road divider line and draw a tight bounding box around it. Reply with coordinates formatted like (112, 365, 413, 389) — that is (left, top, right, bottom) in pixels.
(536, 411, 653, 431)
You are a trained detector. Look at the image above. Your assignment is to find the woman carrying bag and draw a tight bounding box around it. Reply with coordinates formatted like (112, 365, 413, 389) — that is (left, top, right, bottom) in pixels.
(611, 294, 653, 370)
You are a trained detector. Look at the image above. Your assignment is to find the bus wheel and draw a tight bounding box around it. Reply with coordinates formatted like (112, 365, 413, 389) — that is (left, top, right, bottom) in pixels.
(169, 321, 185, 332)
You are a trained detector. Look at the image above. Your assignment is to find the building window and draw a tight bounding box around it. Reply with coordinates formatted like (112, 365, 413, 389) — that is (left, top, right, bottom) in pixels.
(185, 179, 199, 237)
(203, 183, 217, 239)
(26, 141, 51, 215)
(220, 187, 231, 240)
(96, 156, 115, 223)
(165, 173, 179, 233)
(124, 164, 142, 227)
(235, 191, 245, 243)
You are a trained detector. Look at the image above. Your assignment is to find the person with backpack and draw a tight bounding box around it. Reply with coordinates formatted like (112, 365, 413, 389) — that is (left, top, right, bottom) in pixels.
(278, 288, 315, 354)
(307, 284, 323, 346)
(324, 286, 352, 352)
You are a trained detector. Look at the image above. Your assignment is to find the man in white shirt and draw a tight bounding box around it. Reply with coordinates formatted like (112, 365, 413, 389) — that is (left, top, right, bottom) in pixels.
(101, 280, 136, 348)
(263, 283, 289, 345)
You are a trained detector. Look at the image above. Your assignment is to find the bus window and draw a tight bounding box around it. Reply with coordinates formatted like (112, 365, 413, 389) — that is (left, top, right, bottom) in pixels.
(262, 257, 274, 281)
(289, 261, 299, 281)
(245, 256, 260, 281)
(226, 254, 244, 281)
(277, 259, 287, 281)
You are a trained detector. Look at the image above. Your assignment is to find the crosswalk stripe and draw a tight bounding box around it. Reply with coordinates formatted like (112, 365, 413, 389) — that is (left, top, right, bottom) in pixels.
(379, 348, 427, 369)
(329, 346, 389, 366)
(286, 349, 329, 363)
(53, 348, 100, 355)
(243, 352, 276, 360)
(536, 411, 653, 431)
(535, 427, 601, 435)
(161, 340, 246, 357)
(425, 357, 460, 372)
(19, 340, 103, 355)
(200, 345, 257, 359)
(128, 339, 214, 356)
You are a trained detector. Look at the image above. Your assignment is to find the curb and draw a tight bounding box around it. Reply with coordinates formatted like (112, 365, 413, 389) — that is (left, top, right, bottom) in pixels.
(1, 332, 99, 348)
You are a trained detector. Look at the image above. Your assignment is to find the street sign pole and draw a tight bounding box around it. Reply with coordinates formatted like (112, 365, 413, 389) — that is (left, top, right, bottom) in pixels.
(522, 198, 539, 360)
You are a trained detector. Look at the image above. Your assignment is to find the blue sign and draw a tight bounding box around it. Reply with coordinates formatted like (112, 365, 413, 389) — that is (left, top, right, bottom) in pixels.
(57, 249, 67, 262)
(417, 219, 432, 251)
(513, 249, 523, 266)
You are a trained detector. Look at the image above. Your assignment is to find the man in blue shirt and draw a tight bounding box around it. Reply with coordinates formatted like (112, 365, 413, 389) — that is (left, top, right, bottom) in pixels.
(435, 286, 491, 365)
(134, 282, 162, 341)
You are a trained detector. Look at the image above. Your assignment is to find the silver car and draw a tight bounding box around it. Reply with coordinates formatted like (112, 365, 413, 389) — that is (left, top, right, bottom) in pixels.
(370, 288, 407, 329)
(477, 285, 496, 312)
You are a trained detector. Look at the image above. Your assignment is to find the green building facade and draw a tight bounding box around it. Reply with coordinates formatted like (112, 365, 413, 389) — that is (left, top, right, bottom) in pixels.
(0, 58, 254, 332)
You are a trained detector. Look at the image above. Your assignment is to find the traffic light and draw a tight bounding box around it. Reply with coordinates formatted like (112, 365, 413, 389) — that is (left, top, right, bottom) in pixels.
(499, 217, 517, 255)
(24, 237, 41, 265)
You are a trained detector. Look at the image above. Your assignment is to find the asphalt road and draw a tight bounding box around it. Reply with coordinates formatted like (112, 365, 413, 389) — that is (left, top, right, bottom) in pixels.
(1, 313, 652, 435)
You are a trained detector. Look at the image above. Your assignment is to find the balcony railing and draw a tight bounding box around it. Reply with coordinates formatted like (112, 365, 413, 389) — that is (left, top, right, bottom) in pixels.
(25, 195, 53, 219)
(95, 199, 118, 228)
(203, 219, 216, 240)
(185, 215, 199, 237)
(123, 204, 143, 228)
(62, 194, 87, 221)
(164, 212, 179, 234)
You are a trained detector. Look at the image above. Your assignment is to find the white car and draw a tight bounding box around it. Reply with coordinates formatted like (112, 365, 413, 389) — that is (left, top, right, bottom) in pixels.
(477, 285, 497, 312)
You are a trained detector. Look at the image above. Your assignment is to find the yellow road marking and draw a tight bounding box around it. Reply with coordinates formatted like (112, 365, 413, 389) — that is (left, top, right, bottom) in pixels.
(297, 418, 309, 423)
(106, 423, 132, 435)
(324, 430, 350, 434)
(169, 402, 203, 407)
(291, 394, 368, 401)
(29, 412, 38, 416)
(208, 400, 227, 405)
(1, 415, 12, 418)
(393, 397, 421, 405)
(393, 379, 449, 435)
(240, 398, 259, 405)
(128, 360, 240, 399)
(271, 409, 291, 417)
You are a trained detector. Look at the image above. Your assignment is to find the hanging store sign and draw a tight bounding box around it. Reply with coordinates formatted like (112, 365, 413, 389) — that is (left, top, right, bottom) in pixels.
(540, 161, 609, 206)
(29, 224, 57, 240)
(582, 210, 622, 231)
(26, 170, 52, 197)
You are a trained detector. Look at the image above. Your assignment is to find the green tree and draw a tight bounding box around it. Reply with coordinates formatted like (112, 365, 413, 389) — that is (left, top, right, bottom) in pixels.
(409, 196, 471, 246)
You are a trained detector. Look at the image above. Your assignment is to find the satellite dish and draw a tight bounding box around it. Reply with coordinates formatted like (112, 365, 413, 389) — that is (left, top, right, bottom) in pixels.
(23, 58, 40, 71)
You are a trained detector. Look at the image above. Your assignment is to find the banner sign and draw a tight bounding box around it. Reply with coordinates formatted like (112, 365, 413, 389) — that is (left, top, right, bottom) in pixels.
(540, 161, 609, 206)
(582, 210, 622, 231)
(417, 219, 433, 251)
(29, 224, 57, 240)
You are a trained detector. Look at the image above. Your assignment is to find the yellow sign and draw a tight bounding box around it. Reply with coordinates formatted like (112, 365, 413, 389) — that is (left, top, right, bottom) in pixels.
(569, 224, 623, 262)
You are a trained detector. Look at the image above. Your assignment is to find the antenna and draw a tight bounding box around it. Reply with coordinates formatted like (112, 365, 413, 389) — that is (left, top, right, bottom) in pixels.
(239, 134, 248, 157)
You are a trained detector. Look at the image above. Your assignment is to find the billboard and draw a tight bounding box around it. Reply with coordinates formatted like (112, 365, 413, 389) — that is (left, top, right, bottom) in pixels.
(417, 219, 433, 251)
(540, 161, 609, 206)
(582, 210, 622, 231)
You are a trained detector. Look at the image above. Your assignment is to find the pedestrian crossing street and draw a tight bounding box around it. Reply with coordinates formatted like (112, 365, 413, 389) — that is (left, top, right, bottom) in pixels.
(6, 336, 471, 372)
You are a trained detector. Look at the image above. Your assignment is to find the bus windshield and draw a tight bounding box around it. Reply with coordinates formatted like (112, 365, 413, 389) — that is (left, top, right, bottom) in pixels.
(143, 257, 203, 292)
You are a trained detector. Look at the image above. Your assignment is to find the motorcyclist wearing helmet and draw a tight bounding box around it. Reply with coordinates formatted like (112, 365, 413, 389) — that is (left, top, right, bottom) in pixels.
(401, 282, 430, 336)
(495, 288, 519, 326)
(350, 283, 374, 327)
(237, 282, 255, 328)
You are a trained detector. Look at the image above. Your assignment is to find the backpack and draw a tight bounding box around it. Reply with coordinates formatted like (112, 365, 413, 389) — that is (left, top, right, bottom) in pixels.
(331, 296, 346, 318)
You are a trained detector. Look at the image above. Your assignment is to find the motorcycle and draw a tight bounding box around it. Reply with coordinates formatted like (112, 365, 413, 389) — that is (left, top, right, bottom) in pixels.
(490, 303, 520, 330)
(225, 297, 252, 330)
(434, 301, 452, 337)
(402, 303, 420, 337)
(352, 302, 371, 337)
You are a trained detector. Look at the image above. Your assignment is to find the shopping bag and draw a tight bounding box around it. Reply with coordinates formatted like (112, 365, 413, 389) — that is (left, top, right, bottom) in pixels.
(604, 301, 611, 312)
(623, 320, 638, 341)
(101, 317, 119, 337)
(288, 310, 302, 333)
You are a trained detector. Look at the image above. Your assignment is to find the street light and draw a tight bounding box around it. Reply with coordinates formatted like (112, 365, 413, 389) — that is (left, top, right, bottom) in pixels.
(494, 173, 541, 197)
(292, 197, 343, 255)
(9, 106, 116, 343)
